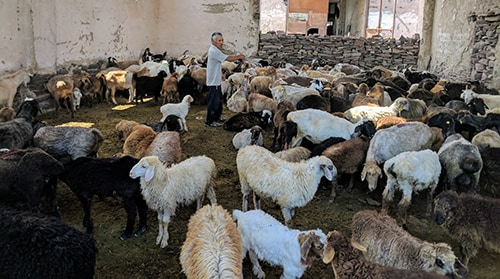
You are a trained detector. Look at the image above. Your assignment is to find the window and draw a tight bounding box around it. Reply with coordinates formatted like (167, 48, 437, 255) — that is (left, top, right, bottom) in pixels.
(365, 0, 420, 39)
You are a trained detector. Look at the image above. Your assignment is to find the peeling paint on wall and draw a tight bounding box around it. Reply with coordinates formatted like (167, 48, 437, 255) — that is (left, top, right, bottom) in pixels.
(202, 3, 236, 13)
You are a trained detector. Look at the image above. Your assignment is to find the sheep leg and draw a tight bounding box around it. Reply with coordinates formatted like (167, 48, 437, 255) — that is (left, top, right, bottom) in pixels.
(128, 88, 134, 103)
(182, 118, 188, 132)
(156, 212, 164, 246)
(205, 183, 217, 205)
(282, 207, 294, 227)
(252, 193, 261, 210)
(329, 178, 339, 203)
(120, 198, 138, 240)
(134, 194, 148, 237)
(425, 186, 436, 219)
(346, 174, 355, 192)
(77, 195, 94, 234)
(159, 214, 171, 248)
(110, 87, 118, 105)
(241, 186, 250, 211)
(248, 250, 265, 279)
(398, 183, 413, 230)
(381, 178, 396, 215)
(45, 176, 61, 218)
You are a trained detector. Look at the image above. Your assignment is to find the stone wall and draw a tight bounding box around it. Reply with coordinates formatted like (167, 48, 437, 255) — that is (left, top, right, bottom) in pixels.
(470, 11, 500, 86)
(257, 32, 420, 70)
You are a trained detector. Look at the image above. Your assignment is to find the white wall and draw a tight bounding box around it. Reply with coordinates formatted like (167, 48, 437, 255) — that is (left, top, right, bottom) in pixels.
(0, 0, 259, 74)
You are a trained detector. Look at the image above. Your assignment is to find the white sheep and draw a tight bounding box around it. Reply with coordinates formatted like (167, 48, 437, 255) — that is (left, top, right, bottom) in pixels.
(286, 108, 369, 147)
(227, 82, 249, 113)
(0, 69, 31, 108)
(129, 155, 217, 248)
(236, 145, 336, 226)
(361, 122, 443, 192)
(73, 87, 83, 111)
(180, 204, 243, 279)
(382, 149, 441, 227)
(159, 94, 193, 132)
(232, 125, 264, 150)
(343, 97, 408, 123)
(233, 209, 326, 279)
(270, 84, 320, 107)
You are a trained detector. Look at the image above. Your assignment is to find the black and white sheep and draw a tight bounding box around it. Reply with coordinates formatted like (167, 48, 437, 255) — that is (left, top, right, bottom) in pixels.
(0, 205, 97, 279)
(33, 125, 104, 163)
(437, 133, 483, 193)
(129, 155, 217, 248)
(0, 147, 64, 216)
(58, 155, 148, 240)
(237, 145, 336, 226)
(351, 210, 468, 278)
(433, 190, 500, 265)
(133, 70, 168, 103)
(0, 98, 40, 150)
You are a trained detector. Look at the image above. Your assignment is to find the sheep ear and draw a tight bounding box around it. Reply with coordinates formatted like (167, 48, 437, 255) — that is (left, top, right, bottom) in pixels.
(322, 244, 335, 264)
(298, 232, 313, 262)
(360, 167, 367, 181)
(145, 165, 155, 182)
(351, 240, 367, 253)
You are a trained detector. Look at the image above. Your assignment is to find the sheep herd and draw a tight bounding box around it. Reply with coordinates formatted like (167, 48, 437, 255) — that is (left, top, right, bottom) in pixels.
(1, 49, 500, 278)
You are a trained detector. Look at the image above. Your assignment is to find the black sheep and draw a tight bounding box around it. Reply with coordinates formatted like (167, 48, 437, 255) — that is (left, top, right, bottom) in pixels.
(0, 205, 97, 279)
(0, 98, 39, 149)
(0, 147, 64, 217)
(223, 111, 271, 132)
(58, 155, 148, 240)
(133, 70, 168, 103)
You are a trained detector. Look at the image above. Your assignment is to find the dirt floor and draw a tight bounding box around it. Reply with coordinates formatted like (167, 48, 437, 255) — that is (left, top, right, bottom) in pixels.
(36, 93, 499, 279)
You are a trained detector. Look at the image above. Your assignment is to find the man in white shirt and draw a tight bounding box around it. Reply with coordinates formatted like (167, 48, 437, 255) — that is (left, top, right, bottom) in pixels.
(205, 32, 245, 127)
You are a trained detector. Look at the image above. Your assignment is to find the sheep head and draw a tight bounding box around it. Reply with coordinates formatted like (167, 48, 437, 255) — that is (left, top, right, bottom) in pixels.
(318, 156, 336, 181)
(298, 230, 325, 267)
(130, 156, 161, 182)
(361, 161, 382, 192)
(433, 190, 459, 226)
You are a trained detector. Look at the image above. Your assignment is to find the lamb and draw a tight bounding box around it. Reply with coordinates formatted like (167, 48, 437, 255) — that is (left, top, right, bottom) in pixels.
(361, 122, 443, 192)
(286, 108, 371, 147)
(232, 209, 326, 279)
(58, 155, 148, 240)
(382, 149, 441, 227)
(33, 125, 104, 163)
(433, 190, 500, 265)
(72, 87, 82, 111)
(351, 210, 467, 278)
(437, 133, 483, 193)
(161, 72, 179, 104)
(46, 74, 75, 118)
(246, 92, 277, 115)
(0, 98, 40, 150)
(129, 155, 217, 248)
(322, 230, 449, 279)
(232, 125, 264, 150)
(0, 206, 97, 279)
(180, 205, 243, 279)
(159, 94, 193, 131)
(0, 107, 15, 122)
(236, 145, 336, 226)
(0, 69, 31, 108)
(0, 148, 64, 216)
(96, 67, 148, 104)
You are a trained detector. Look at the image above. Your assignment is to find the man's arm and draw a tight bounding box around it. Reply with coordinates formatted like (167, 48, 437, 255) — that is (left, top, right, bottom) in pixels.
(225, 54, 245, 62)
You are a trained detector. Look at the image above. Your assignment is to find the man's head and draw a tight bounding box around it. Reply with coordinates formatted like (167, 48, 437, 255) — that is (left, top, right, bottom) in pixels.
(211, 32, 224, 49)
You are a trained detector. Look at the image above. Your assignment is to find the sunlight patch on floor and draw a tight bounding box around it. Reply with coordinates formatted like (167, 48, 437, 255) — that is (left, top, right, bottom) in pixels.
(56, 122, 95, 128)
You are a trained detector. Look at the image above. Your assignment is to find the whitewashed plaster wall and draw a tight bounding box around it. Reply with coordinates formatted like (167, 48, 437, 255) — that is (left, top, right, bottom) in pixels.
(0, 0, 259, 74)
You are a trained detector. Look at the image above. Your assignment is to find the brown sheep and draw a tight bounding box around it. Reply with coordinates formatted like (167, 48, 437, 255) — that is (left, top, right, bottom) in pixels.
(433, 190, 500, 266)
(352, 83, 380, 107)
(322, 230, 448, 279)
(270, 100, 296, 151)
(161, 72, 179, 104)
(375, 115, 408, 130)
(246, 92, 277, 115)
(46, 74, 75, 118)
(249, 76, 273, 98)
(367, 82, 387, 106)
(0, 107, 15, 122)
(122, 124, 157, 158)
(115, 120, 141, 142)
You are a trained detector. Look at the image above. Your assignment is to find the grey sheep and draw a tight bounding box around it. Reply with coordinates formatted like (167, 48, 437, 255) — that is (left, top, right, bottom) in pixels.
(33, 125, 104, 163)
(0, 98, 39, 150)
